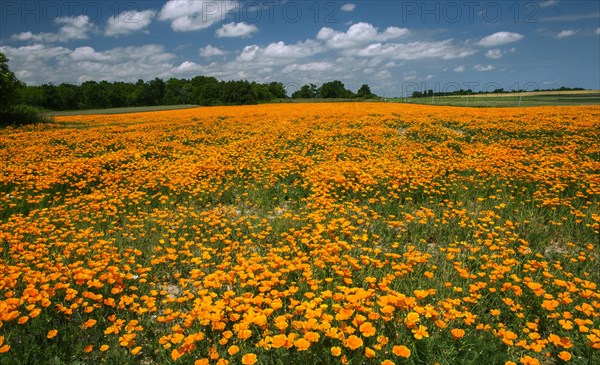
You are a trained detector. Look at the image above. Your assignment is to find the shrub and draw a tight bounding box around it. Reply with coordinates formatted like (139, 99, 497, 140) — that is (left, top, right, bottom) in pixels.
(0, 104, 53, 126)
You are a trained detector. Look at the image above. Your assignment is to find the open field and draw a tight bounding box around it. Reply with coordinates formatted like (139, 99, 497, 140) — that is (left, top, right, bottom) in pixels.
(397, 91, 600, 107)
(48, 105, 200, 117)
(0, 103, 599, 365)
(463, 90, 600, 98)
(275, 98, 378, 104)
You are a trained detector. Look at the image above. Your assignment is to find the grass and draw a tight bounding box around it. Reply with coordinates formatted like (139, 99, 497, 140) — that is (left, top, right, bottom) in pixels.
(48, 104, 200, 116)
(272, 98, 382, 104)
(0, 105, 54, 127)
(0, 103, 598, 365)
(392, 91, 600, 107)
(48, 102, 377, 117)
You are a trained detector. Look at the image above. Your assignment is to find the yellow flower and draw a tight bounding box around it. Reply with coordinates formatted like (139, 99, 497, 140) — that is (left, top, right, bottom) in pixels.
(412, 325, 429, 340)
(272, 334, 288, 349)
(345, 335, 363, 350)
(331, 347, 342, 356)
(392, 345, 411, 358)
(404, 312, 420, 328)
(557, 351, 571, 361)
(359, 322, 376, 337)
(241, 353, 257, 365)
(81, 319, 97, 329)
(365, 347, 376, 358)
(237, 329, 252, 340)
(294, 338, 311, 351)
(304, 331, 320, 342)
(451, 328, 465, 340)
(519, 355, 540, 365)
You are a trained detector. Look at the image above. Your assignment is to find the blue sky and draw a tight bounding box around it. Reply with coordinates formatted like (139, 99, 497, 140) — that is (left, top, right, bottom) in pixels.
(1, 0, 599, 96)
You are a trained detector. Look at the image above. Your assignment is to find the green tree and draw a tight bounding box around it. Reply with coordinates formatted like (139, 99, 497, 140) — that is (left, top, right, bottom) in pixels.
(292, 85, 312, 98)
(147, 78, 166, 105)
(320, 80, 349, 98)
(56, 83, 81, 110)
(164, 78, 191, 105)
(131, 79, 153, 106)
(357, 84, 376, 98)
(310, 83, 319, 98)
(81, 81, 102, 108)
(221, 80, 257, 105)
(0, 52, 24, 110)
(252, 82, 274, 101)
(292, 84, 318, 99)
(20, 85, 46, 108)
(268, 82, 287, 98)
(40, 83, 60, 110)
(191, 76, 221, 106)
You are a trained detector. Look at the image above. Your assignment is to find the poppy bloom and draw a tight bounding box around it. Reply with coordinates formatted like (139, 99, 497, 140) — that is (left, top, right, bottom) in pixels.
(392, 345, 411, 358)
(241, 353, 257, 365)
(451, 328, 465, 340)
(345, 335, 363, 350)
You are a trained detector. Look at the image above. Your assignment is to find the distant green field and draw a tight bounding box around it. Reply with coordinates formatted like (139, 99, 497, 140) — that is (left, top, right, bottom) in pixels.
(271, 98, 380, 104)
(48, 104, 200, 116)
(47, 101, 384, 117)
(395, 92, 600, 107)
(41, 92, 600, 117)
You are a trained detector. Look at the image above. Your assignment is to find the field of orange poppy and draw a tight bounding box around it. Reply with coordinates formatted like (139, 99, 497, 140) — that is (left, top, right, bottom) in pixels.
(0, 102, 599, 365)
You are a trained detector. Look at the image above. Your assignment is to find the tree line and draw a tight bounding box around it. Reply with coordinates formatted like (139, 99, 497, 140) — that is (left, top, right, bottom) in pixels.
(411, 86, 587, 98)
(21, 77, 288, 110)
(20, 78, 377, 111)
(292, 82, 376, 99)
(2, 52, 378, 112)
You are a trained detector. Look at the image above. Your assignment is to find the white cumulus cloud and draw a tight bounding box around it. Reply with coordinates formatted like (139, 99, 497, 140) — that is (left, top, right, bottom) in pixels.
(539, 0, 559, 8)
(474, 64, 494, 71)
(283, 62, 335, 73)
(105, 10, 156, 36)
(200, 45, 228, 57)
(478, 32, 524, 47)
(356, 39, 476, 60)
(317, 22, 409, 49)
(485, 47, 516, 59)
(403, 71, 417, 81)
(175, 61, 206, 74)
(485, 49, 503, 59)
(0, 44, 71, 61)
(12, 15, 96, 42)
(158, 0, 238, 31)
(0, 43, 176, 84)
(340, 3, 356, 12)
(216, 22, 258, 38)
(237, 40, 323, 63)
(556, 29, 578, 39)
(453, 65, 465, 73)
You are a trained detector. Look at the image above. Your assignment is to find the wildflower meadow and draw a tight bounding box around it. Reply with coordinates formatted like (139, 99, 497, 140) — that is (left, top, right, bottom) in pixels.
(0, 103, 598, 365)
